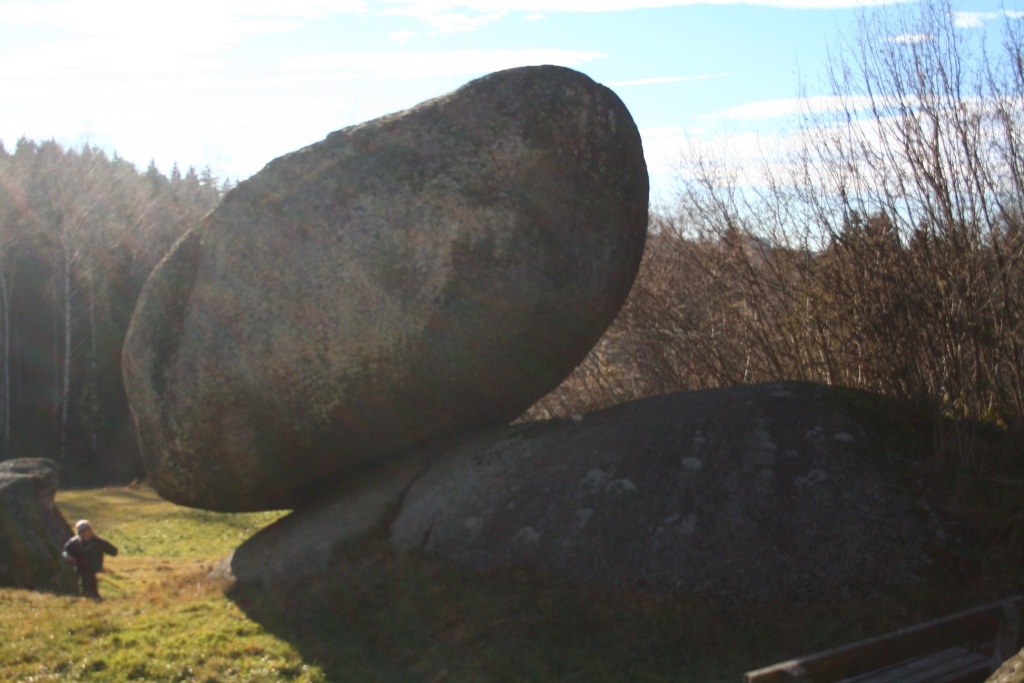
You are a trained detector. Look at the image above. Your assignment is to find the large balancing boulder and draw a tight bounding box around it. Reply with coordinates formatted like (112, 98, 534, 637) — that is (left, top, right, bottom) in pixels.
(0, 459, 77, 592)
(124, 65, 648, 512)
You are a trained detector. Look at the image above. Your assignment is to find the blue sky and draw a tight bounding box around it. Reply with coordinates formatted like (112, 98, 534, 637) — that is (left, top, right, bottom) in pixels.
(0, 0, 1016, 200)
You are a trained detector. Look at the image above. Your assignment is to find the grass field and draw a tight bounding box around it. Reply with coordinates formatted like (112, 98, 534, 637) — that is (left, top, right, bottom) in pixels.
(0, 486, 1017, 682)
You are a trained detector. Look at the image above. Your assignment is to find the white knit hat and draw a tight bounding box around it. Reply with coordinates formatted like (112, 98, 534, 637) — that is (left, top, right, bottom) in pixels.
(75, 519, 91, 532)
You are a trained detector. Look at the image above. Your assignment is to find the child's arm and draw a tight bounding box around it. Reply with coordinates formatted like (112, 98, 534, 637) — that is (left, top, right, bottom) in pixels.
(62, 538, 79, 565)
(98, 538, 118, 556)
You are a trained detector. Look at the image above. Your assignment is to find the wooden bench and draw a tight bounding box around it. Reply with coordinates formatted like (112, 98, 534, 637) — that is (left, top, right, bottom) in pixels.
(744, 595, 1024, 683)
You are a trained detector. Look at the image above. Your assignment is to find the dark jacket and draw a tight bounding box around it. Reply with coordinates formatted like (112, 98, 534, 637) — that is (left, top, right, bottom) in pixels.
(62, 535, 117, 576)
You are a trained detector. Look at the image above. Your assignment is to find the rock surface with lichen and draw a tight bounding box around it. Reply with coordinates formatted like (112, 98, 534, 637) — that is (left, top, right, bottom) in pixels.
(123, 65, 649, 512)
(388, 381, 949, 601)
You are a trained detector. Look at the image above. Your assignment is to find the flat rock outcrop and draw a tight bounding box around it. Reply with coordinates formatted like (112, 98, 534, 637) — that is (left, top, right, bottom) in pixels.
(390, 382, 944, 601)
(0, 458, 77, 592)
(224, 382, 949, 602)
(124, 65, 648, 512)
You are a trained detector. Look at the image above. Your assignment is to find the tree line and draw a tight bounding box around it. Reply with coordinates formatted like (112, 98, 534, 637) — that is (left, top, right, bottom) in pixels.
(0, 138, 223, 486)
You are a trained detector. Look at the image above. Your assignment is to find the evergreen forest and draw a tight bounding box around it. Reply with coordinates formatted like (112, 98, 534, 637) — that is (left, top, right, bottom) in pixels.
(0, 138, 224, 486)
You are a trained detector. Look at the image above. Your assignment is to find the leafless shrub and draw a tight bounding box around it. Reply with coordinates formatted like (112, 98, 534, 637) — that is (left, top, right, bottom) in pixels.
(527, 0, 1024, 481)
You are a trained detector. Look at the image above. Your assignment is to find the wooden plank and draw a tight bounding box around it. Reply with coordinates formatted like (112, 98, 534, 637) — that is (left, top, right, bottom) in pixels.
(926, 656, 995, 683)
(842, 647, 989, 683)
(744, 595, 1024, 683)
(930, 666, 995, 683)
(846, 647, 967, 681)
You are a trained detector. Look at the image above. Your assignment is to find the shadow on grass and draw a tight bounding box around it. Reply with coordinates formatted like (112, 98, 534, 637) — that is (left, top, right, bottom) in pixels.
(223, 538, 1013, 683)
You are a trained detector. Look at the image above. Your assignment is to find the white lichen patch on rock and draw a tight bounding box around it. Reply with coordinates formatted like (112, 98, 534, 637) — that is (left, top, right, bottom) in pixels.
(681, 457, 703, 473)
(573, 508, 594, 528)
(581, 468, 612, 491)
(680, 513, 698, 537)
(794, 469, 829, 489)
(483, 436, 532, 464)
(515, 526, 541, 544)
(748, 424, 778, 468)
(606, 478, 638, 494)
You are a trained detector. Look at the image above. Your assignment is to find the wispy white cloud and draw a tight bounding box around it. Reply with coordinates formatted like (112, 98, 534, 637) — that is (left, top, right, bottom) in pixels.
(0, 40, 226, 77)
(390, 29, 419, 42)
(703, 95, 879, 121)
(283, 48, 604, 78)
(639, 126, 816, 202)
(606, 73, 728, 87)
(952, 10, 1024, 29)
(417, 10, 505, 31)
(376, 0, 907, 36)
(639, 126, 690, 171)
(0, 0, 366, 76)
(705, 91, 1011, 127)
(638, 126, 683, 199)
(0, 1, 367, 40)
(673, 94, 1024, 198)
(953, 11, 998, 29)
(0, 0, 365, 33)
(2, 93, 363, 182)
(886, 33, 931, 43)
(0, 72, 365, 106)
(378, 0, 905, 19)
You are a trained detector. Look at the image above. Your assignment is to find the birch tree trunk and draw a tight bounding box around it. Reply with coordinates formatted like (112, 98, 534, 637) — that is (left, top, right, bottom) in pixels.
(0, 257, 13, 456)
(88, 273, 97, 456)
(59, 234, 72, 463)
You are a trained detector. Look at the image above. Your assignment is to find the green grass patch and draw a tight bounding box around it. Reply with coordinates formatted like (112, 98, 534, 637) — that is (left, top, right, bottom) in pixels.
(56, 486, 286, 559)
(1, 487, 307, 683)
(0, 561, 322, 682)
(0, 486, 1016, 682)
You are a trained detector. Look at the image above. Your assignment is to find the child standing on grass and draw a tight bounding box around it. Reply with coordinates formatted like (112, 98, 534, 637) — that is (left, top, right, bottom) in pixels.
(62, 520, 118, 600)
